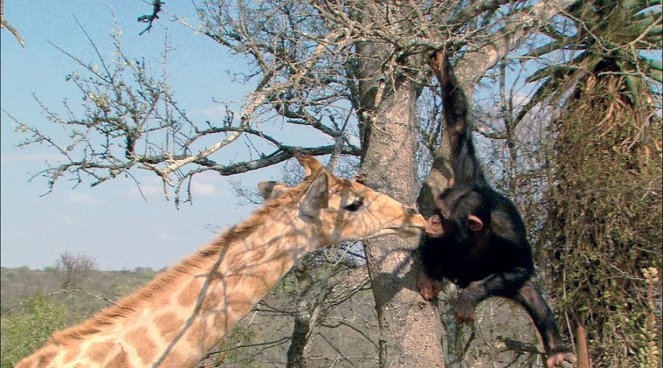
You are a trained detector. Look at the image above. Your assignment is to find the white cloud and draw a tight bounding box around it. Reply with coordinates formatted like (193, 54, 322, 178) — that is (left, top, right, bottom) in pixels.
(59, 214, 77, 224)
(119, 171, 232, 202)
(66, 192, 101, 205)
(192, 182, 216, 197)
(123, 183, 165, 200)
(192, 105, 229, 120)
(160, 233, 174, 240)
(120, 174, 167, 201)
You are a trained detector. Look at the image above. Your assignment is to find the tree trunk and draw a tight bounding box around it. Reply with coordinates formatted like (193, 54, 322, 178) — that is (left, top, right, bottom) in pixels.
(286, 262, 316, 368)
(360, 78, 445, 368)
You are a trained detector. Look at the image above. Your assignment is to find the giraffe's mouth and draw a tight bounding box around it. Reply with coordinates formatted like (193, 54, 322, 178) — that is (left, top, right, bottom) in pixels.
(393, 213, 427, 237)
(392, 226, 424, 237)
(375, 222, 426, 238)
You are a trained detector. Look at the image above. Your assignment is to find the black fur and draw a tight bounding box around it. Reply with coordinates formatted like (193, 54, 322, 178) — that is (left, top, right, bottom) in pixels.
(417, 51, 575, 367)
(421, 185, 533, 290)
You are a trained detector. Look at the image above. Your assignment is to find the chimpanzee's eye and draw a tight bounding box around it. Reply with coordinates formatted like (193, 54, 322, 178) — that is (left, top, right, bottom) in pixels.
(343, 199, 364, 212)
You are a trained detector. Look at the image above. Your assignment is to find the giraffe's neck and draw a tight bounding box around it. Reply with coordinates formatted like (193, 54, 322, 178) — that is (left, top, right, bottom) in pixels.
(29, 205, 321, 367)
(145, 213, 317, 366)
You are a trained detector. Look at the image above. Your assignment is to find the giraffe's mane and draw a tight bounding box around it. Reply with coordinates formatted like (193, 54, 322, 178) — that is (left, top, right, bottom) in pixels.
(49, 180, 312, 344)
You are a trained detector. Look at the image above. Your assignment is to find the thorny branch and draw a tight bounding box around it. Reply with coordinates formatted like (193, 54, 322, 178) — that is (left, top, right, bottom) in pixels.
(11, 16, 361, 205)
(13, 0, 577, 207)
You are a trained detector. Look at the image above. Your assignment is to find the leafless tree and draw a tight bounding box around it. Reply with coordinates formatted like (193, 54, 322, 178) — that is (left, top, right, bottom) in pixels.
(10, 0, 582, 366)
(55, 252, 97, 290)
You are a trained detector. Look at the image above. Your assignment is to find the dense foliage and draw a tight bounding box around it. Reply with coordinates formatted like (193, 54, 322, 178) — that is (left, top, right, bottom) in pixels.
(0, 265, 156, 367)
(1, 293, 67, 367)
(545, 73, 661, 366)
(532, 2, 662, 365)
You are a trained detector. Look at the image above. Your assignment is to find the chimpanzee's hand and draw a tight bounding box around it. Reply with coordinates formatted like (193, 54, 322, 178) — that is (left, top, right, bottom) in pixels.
(546, 350, 577, 368)
(428, 49, 447, 81)
(416, 272, 443, 301)
(453, 289, 478, 323)
(453, 281, 488, 323)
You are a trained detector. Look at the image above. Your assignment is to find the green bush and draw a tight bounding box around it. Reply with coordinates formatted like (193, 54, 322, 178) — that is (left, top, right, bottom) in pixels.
(1, 293, 66, 367)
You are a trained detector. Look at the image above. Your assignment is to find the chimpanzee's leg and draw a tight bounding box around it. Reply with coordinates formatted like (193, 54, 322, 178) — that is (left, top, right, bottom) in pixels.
(514, 280, 577, 368)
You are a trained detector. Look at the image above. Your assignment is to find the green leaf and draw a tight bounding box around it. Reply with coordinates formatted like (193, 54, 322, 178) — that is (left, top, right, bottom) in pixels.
(525, 40, 565, 59)
(648, 68, 663, 83)
(625, 74, 641, 100)
(526, 65, 567, 83)
(642, 57, 662, 71)
(647, 24, 662, 38)
(624, 0, 656, 13)
(632, 6, 660, 26)
(526, 51, 591, 83)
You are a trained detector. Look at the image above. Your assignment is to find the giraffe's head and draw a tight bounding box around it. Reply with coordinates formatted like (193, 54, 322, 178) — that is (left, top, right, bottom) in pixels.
(258, 155, 427, 245)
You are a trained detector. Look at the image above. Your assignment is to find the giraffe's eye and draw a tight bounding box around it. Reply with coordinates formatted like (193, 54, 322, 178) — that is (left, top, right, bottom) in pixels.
(343, 199, 364, 212)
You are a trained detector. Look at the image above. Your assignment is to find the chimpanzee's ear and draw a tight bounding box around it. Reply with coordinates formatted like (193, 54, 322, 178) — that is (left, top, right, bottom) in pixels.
(468, 215, 483, 232)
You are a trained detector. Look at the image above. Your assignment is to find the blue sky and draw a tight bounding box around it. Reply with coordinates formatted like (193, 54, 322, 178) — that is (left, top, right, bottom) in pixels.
(1, 2, 276, 270)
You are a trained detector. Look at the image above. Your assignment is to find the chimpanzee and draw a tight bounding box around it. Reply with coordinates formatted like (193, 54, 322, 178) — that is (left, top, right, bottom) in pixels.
(416, 50, 577, 368)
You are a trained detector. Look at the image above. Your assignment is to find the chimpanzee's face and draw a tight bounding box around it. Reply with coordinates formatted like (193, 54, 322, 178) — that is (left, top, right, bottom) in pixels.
(426, 188, 489, 243)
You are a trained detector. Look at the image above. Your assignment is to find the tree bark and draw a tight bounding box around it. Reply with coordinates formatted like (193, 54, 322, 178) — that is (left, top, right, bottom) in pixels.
(360, 78, 445, 367)
(286, 262, 316, 368)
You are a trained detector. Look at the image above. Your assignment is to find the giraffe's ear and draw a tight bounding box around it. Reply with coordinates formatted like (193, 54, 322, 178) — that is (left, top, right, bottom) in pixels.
(257, 181, 290, 200)
(295, 154, 324, 177)
(299, 173, 329, 219)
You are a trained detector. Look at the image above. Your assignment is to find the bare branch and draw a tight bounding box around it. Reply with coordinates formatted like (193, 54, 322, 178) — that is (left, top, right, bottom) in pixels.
(0, 0, 25, 47)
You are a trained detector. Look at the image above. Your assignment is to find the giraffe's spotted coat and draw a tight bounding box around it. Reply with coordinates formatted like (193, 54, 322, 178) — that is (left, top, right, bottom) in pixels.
(15, 155, 426, 368)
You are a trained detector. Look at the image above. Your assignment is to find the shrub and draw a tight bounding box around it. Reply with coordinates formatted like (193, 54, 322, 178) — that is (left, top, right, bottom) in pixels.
(1, 293, 66, 367)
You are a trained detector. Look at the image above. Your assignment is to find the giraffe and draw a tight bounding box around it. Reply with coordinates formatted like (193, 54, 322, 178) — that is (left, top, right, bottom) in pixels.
(16, 154, 427, 368)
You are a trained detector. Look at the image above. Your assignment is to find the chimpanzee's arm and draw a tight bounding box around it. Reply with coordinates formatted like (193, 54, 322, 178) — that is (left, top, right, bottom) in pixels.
(429, 49, 489, 188)
(418, 243, 448, 280)
(453, 265, 532, 322)
(515, 281, 577, 367)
